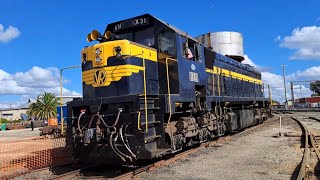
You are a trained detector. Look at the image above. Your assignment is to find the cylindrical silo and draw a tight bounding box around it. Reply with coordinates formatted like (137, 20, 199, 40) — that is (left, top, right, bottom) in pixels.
(195, 32, 244, 62)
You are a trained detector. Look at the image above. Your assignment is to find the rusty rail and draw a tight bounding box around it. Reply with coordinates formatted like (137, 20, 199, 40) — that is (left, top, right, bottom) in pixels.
(291, 115, 320, 180)
(310, 134, 320, 161)
(291, 117, 310, 180)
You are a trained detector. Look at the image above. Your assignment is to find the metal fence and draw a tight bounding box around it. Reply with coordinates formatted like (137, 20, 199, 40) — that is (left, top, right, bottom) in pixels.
(0, 136, 72, 179)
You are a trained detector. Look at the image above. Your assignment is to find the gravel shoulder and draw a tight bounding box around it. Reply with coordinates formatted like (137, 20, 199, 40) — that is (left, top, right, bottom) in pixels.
(139, 116, 303, 180)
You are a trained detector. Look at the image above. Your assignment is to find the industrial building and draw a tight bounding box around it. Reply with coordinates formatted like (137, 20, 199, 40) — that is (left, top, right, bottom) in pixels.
(295, 96, 320, 108)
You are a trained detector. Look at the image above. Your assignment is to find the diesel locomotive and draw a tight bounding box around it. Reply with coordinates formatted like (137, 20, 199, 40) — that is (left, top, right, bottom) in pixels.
(66, 14, 271, 164)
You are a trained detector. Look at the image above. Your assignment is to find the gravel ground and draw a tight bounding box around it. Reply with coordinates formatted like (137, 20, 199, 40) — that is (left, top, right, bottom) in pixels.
(139, 116, 304, 180)
(10, 112, 320, 180)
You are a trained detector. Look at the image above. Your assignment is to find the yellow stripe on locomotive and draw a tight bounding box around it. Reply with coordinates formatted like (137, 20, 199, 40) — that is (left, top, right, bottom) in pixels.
(205, 67, 262, 84)
(82, 65, 144, 87)
(81, 39, 157, 87)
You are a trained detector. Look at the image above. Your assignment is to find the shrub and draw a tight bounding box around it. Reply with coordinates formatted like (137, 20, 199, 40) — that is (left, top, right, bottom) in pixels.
(0, 118, 10, 124)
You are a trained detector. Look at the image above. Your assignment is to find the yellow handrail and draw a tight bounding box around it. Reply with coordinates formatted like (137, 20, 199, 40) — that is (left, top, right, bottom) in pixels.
(212, 69, 215, 96)
(142, 55, 148, 133)
(123, 53, 147, 132)
(137, 111, 142, 130)
(218, 67, 221, 96)
(165, 57, 178, 124)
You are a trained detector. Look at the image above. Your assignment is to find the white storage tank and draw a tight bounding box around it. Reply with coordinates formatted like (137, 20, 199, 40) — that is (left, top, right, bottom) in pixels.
(195, 31, 244, 62)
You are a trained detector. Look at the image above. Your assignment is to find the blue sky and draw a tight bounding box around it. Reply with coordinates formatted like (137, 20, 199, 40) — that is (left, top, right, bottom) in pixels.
(1, 0, 320, 106)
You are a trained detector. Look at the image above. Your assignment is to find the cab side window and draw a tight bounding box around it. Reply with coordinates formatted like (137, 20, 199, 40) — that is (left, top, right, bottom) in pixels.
(158, 31, 175, 56)
(182, 38, 200, 61)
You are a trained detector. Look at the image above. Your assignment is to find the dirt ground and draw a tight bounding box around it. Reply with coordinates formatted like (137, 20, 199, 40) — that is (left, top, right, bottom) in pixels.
(8, 112, 320, 180)
(139, 115, 305, 180)
(0, 129, 70, 179)
(0, 128, 40, 141)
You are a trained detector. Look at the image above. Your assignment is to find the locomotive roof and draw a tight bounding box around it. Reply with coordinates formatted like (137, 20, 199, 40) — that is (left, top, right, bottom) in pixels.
(105, 14, 199, 42)
(105, 14, 260, 75)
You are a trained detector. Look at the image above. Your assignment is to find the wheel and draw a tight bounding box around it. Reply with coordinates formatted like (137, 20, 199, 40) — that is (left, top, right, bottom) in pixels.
(53, 130, 59, 138)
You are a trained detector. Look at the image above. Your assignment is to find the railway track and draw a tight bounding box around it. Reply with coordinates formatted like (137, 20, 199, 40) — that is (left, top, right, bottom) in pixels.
(273, 110, 294, 115)
(47, 136, 232, 180)
(45, 117, 277, 180)
(291, 115, 320, 180)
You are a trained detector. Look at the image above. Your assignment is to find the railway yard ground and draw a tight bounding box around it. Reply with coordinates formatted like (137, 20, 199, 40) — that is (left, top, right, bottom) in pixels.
(139, 114, 304, 180)
(2, 111, 320, 180)
(0, 128, 40, 140)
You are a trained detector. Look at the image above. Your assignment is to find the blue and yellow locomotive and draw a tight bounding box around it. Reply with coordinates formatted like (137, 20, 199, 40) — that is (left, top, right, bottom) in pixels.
(67, 14, 271, 164)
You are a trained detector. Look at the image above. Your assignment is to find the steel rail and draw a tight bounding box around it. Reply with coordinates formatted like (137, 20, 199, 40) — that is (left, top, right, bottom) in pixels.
(291, 117, 310, 180)
(310, 133, 320, 161)
(49, 164, 100, 180)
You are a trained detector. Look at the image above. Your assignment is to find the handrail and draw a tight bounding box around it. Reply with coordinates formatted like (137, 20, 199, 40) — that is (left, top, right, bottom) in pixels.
(123, 53, 147, 133)
(218, 68, 221, 96)
(142, 55, 148, 133)
(212, 69, 215, 96)
(165, 57, 178, 124)
(137, 111, 142, 130)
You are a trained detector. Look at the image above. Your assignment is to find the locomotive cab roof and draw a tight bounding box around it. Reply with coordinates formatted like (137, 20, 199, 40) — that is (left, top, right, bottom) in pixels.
(104, 14, 260, 75)
(104, 14, 199, 43)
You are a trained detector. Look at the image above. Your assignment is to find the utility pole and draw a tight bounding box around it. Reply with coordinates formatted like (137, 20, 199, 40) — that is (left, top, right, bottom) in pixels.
(281, 65, 288, 110)
(300, 84, 302, 98)
(290, 82, 294, 110)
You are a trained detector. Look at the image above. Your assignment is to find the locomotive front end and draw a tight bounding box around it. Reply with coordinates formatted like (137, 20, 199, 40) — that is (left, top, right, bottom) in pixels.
(67, 24, 161, 164)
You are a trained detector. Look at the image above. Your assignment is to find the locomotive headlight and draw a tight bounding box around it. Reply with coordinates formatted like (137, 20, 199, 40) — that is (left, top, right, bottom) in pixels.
(115, 46, 122, 59)
(115, 46, 121, 53)
(95, 48, 101, 55)
(95, 56, 102, 63)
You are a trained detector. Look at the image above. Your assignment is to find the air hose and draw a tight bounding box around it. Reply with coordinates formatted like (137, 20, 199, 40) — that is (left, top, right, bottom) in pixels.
(120, 125, 136, 159)
(77, 111, 86, 133)
(90, 108, 122, 129)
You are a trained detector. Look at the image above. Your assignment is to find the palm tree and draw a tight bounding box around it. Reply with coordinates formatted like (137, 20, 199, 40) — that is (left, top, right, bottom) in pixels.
(27, 92, 60, 120)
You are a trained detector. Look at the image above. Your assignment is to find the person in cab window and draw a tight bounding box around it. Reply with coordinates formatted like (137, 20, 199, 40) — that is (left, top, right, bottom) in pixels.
(187, 48, 194, 60)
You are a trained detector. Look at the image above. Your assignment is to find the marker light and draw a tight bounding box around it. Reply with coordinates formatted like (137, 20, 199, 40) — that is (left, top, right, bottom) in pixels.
(95, 48, 101, 55)
(95, 56, 102, 63)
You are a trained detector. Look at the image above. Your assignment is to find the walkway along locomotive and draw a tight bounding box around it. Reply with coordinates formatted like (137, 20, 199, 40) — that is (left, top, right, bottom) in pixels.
(66, 14, 271, 164)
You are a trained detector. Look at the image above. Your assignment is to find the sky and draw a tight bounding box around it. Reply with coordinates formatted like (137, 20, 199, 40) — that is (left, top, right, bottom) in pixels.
(0, 0, 320, 107)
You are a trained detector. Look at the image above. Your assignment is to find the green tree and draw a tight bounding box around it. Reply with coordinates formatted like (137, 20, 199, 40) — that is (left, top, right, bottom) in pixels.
(27, 92, 60, 120)
(310, 81, 320, 96)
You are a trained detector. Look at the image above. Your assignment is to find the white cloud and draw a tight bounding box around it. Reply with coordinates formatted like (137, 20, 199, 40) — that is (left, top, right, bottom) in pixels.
(280, 26, 320, 60)
(0, 24, 21, 43)
(287, 66, 320, 81)
(242, 54, 271, 72)
(242, 55, 318, 102)
(274, 35, 281, 42)
(14, 66, 60, 88)
(0, 67, 81, 105)
(260, 66, 319, 102)
(242, 54, 256, 67)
